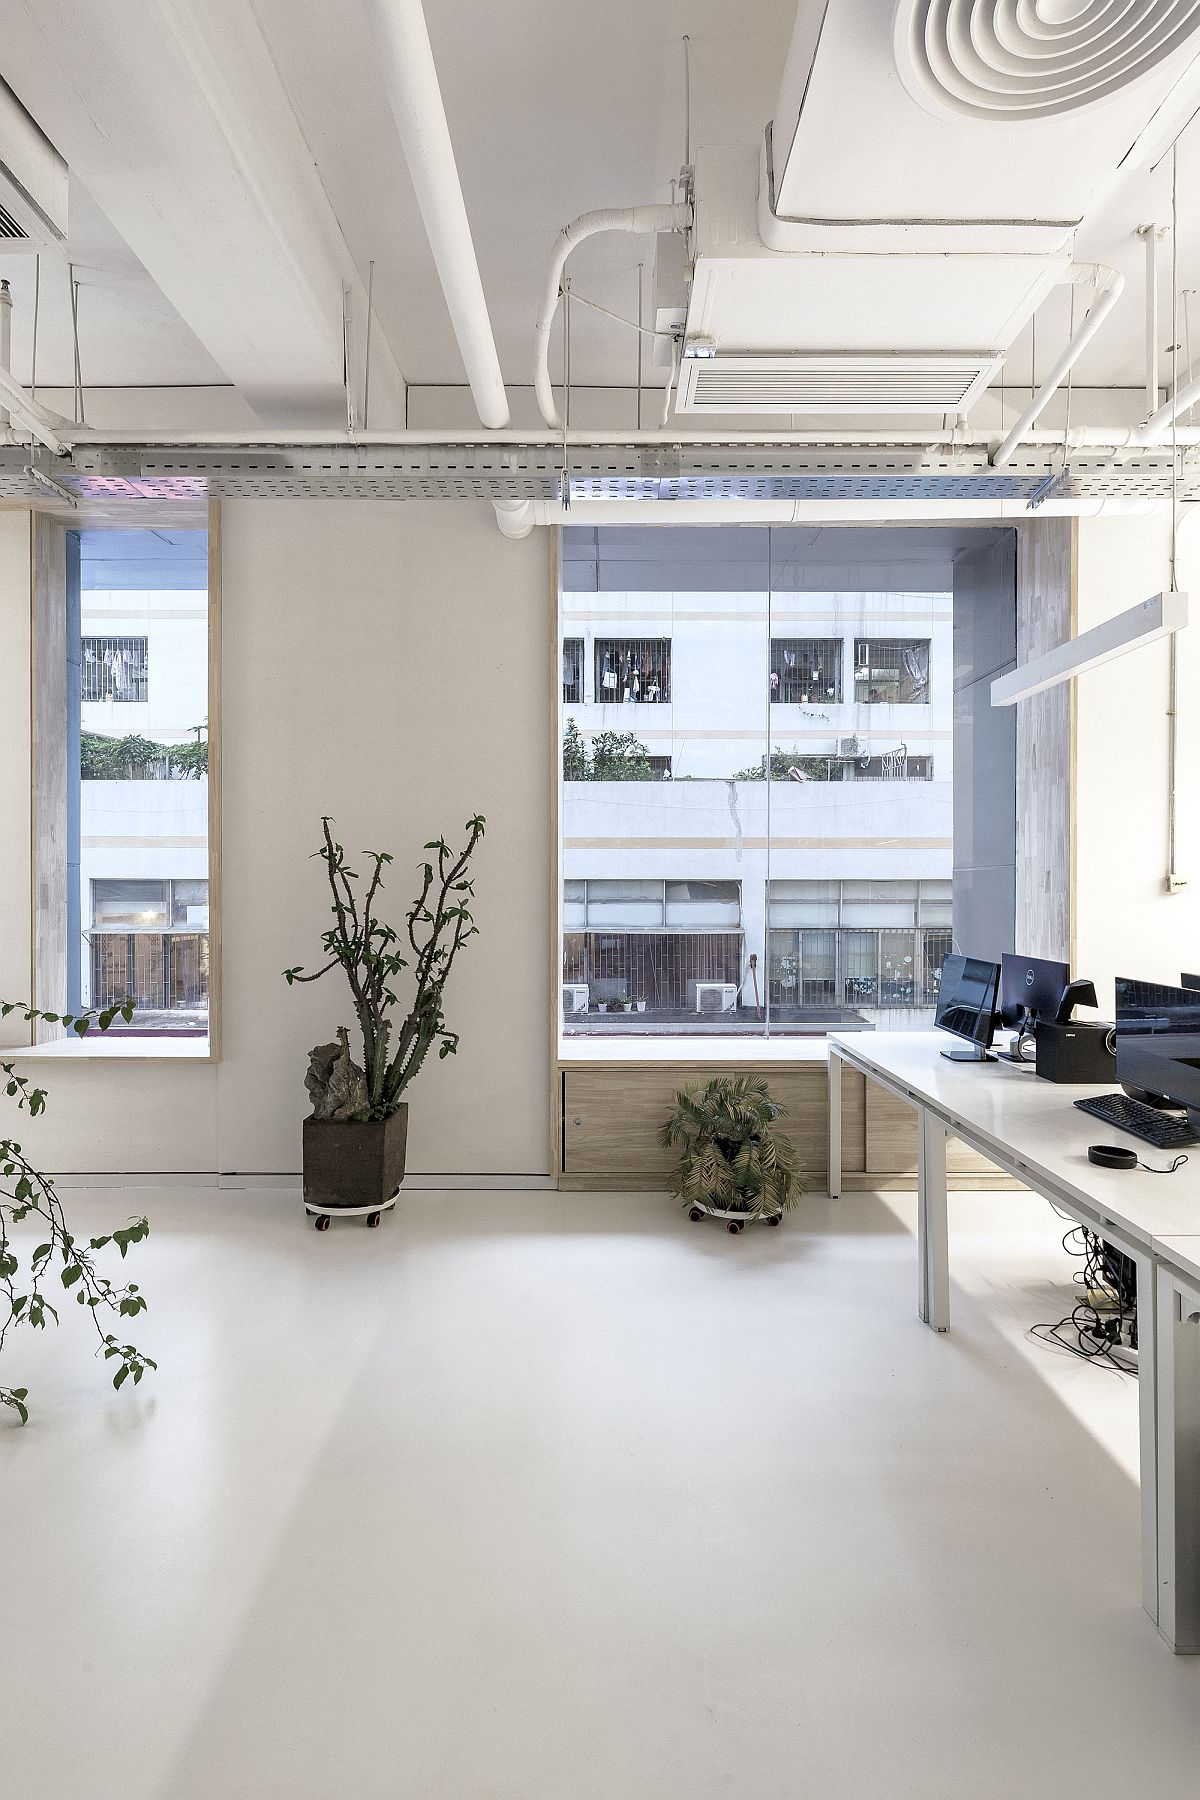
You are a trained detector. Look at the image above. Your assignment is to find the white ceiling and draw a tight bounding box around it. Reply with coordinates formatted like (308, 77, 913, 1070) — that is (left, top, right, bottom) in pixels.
(252, 0, 798, 395)
(1, 0, 1200, 425)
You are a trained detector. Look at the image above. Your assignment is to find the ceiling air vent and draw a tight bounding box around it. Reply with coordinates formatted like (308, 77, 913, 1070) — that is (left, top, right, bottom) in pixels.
(675, 352, 1003, 415)
(0, 78, 67, 250)
(897, 0, 1200, 121)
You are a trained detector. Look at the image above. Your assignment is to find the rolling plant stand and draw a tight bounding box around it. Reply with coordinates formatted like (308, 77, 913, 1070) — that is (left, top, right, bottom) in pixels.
(686, 1200, 783, 1234)
(304, 1193, 400, 1232)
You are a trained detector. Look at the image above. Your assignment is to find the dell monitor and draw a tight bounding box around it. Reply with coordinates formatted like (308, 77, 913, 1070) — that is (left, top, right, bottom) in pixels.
(934, 954, 1000, 1061)
(1182, 972, 1200, 992)
(999, 954, 1070, 1035)
(1115, 977, 1200, 1123)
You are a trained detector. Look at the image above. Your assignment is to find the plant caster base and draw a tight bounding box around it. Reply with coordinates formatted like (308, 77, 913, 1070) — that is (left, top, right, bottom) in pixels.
(684, 1202, 785, 1232)
(305, 1193, 400, 1232)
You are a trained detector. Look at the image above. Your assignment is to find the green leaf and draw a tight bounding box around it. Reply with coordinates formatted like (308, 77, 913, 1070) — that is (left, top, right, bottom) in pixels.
(61, 1263, 83, 1288)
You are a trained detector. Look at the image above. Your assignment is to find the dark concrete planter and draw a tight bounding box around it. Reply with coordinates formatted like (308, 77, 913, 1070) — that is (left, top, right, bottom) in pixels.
(302, 1107, 409, 1212)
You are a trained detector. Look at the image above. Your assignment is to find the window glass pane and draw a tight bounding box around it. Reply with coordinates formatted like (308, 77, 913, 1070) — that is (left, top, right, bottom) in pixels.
(594, 638, 671, 704)
(918, 879, 953, 926)
(770, 638, 842, 703)
(562, 638, 583, 705)
(585, 879, 663, 929)
(82, 636, 148, 703)
(171, 879, 209, 927)
(560, 527, 967, 1040)
(841, 881, 918, 927)
(71, 528, 210, 1040)
(665, 880, 740, 927)
(768, 880, 839, 928)
(92, 880, 168, 928)
(853, 638, 931, 704)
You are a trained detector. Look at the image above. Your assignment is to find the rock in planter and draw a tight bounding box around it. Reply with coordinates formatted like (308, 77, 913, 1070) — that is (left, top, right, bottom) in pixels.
(303, 1106, 409, 1213)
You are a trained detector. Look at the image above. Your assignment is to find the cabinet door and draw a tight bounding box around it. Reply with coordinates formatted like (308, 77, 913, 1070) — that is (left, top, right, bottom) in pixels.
(563, 1066, 832, 1177)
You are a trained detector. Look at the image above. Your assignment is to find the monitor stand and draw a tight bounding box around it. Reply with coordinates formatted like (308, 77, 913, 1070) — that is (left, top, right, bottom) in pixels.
(940, 1045, 996, 1063)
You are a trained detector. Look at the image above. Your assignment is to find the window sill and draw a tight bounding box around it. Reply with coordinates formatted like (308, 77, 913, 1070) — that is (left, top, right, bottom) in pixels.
(558, 1035, 833, 1065)
(3, 1036, 212, 1062)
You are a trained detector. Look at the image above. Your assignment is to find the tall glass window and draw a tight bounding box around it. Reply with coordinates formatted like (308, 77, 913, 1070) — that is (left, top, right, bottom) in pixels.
(559, 525, 968, 1040)
(74, 528, 210, 1040)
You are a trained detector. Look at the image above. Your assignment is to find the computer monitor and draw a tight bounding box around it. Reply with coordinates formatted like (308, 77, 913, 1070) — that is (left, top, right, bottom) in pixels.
(1182, 972, 1200, 992)
(999, 954, 1070, 1031)
(934, 954, 1000, 1062)
(1115, 977, 1200, 1121)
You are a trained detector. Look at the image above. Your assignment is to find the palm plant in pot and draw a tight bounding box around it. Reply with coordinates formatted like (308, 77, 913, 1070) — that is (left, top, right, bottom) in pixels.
(284, 814, 484, 1227)
(660, 1074, 804, 1233)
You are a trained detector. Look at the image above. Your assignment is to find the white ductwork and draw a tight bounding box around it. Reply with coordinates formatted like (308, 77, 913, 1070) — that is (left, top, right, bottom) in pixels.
(534, 203, 692, 429)
(365, 0, 509, 430)
(990, 263, 1126, 465)
(0, 363, 72, 454)
(0, 280, 10, 432)
(667, 0, 1200, 423)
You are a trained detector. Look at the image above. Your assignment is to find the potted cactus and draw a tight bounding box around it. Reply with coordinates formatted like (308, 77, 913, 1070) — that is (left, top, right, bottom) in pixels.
(660, 1075, 805, 1233)
(284, 814, 484, 1228)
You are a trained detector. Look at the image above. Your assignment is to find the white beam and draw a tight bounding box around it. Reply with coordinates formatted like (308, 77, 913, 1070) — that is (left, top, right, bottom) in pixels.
(991, 590, 1188, 707)
(0, 0, 406, 427)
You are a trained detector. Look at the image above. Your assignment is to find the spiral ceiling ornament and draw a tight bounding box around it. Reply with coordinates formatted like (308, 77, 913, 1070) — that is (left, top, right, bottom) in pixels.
(897, 0, 1200, 120)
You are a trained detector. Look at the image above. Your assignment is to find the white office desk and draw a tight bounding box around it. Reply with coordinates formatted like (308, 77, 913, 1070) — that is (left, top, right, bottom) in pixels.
(827, 1029, 1200, 1653)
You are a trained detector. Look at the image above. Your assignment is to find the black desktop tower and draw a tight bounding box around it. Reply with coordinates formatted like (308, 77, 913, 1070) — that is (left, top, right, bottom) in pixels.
(1034, 1019, 1116, 1084)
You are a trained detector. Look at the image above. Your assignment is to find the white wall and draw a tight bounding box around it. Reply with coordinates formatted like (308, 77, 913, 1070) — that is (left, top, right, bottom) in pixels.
(3, 500, 553, 1176)
(1074, 512, 1200, 1010)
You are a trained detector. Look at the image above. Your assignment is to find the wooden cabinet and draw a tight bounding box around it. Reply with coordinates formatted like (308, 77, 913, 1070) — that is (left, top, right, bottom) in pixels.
(559, 1058, 1012, 1190)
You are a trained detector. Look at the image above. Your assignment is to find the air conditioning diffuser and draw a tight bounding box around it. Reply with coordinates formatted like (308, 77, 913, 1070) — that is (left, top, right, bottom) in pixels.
(0, 76, 67, 250)
(676, 351, 1003, 416)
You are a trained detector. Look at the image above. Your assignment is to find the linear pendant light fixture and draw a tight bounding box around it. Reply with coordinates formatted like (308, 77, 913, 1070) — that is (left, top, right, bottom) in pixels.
(990, 590, 1188, 706)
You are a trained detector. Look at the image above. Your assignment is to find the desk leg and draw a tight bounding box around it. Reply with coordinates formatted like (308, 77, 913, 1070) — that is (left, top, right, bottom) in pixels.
(1155, 1265, 1200, 1653)
(917, 1107, 950, 1333)
(827, 1049, 842, 1201)
(1132, 1249, 1160, 1628)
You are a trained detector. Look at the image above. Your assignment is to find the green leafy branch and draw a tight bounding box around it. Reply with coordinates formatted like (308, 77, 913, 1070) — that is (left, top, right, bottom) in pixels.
(0, 997, 154, 1424)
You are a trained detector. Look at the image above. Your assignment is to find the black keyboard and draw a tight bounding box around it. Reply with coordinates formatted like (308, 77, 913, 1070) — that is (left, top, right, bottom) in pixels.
(1074, 1092, 1199, 1149)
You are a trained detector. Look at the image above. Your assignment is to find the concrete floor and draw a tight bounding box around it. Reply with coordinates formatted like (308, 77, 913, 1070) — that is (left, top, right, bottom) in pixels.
(5, 1184, 1200, 1799)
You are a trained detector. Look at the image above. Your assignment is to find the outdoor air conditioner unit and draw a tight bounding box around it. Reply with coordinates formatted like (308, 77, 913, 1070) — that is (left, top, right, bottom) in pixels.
(838, 736, 862, 758)
(688, 981, 737, 1015)
(562, 984, 590, 1016)
(0, 77, 67, 251)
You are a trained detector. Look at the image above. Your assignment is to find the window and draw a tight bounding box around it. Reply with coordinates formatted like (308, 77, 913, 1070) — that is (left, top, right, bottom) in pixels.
(770, 637, 842, 704)
(560, 525, 969, 1041)
(561, 880, 742, 1016)
(88, 879, 209, 1024)
(33, 524, 213, 1044)
(82, 635, 148, 703)
(594, 637, 671, 703)
(854, 638, 930, 704)
(562, 637, 584, 705)
(768, 880, 951, 1014)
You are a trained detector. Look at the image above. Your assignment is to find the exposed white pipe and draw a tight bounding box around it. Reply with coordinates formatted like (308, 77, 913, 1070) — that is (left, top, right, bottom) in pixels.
(490, 495, 1160, 534)
(0, 280, 10, 432)
(0, 366, 72, 455)
(1134, 371, 1200, 444)
(991, 264, 1126, 467)
(1138, 225, 1164, 416)
(534, 203, 691, 429)
(365, 0, 510, 430)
